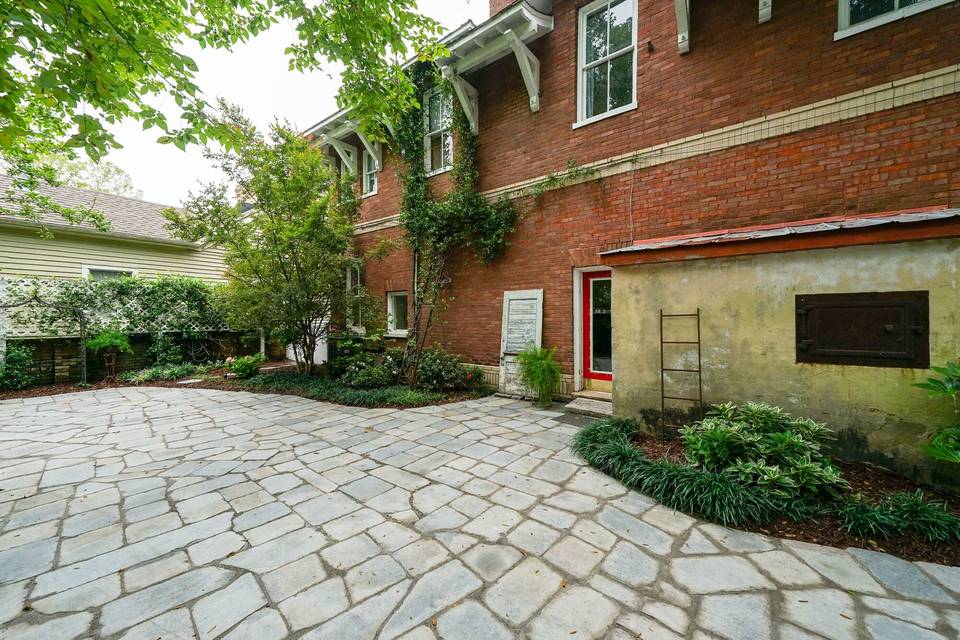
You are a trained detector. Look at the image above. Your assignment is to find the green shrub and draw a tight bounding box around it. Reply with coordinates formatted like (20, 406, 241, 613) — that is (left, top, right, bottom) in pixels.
(148, 333, 183, 366)
(342, 363, 393, 389)
(118, 363, 204, 384)
(465, 365, 487, 390)
(516, 346, 562, 405)
(417, 347, 468, 391)
(85, 329, 133, 355)
(0, 344, 36, 390)
(226, 353, 266, 379)
(681, 402, 846, 500)
(242, 373, 447, 407)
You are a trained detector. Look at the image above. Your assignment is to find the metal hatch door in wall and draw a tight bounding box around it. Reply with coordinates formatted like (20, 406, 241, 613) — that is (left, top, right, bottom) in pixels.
(499, 289, 544, 396)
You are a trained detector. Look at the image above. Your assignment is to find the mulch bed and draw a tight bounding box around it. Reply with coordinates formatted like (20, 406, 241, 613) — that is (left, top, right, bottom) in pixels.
(634, 433, 960, 566)
(0, 363, 489, 409)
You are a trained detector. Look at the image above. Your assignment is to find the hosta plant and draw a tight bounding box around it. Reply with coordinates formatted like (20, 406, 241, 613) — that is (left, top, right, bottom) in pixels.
(681, 402, 846, 500)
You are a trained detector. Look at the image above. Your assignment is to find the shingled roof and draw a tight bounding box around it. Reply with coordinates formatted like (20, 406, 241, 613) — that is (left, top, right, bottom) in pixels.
(0, 174, 192, 246)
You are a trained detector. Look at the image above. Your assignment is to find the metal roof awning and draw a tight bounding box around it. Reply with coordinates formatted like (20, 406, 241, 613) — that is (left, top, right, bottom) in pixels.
(601, 207, 960, 266)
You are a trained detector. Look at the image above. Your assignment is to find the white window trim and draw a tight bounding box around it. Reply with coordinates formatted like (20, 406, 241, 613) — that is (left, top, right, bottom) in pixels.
(423, 87, 454, 177)
(361, 149, 378, 198)
(574, 0, 639, 129)
(835, 0, 953, 40)
(82, 265, 138, 279)
(386, 291, 409, 338)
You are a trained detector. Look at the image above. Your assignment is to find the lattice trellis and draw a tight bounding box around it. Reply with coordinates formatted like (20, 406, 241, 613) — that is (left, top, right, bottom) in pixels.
(0, 277, 230, 340)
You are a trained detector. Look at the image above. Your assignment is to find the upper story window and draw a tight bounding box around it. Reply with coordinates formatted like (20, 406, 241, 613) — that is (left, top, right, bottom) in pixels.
(576, 0, 637, 128)
(836, 0, 952, 39)
(423, 88, 453, 175)
(362, 149, 378, 197)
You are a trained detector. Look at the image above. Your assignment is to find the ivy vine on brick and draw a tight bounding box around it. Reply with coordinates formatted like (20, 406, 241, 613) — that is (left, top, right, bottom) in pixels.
(393, 63, 517, 382)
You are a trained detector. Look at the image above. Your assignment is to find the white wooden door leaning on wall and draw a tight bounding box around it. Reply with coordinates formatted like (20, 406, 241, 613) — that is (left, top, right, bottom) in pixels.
(499, 289, 544, 396)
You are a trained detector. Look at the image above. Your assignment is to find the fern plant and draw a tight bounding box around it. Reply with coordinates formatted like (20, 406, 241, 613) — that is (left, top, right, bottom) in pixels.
(516, 346, 562, 406)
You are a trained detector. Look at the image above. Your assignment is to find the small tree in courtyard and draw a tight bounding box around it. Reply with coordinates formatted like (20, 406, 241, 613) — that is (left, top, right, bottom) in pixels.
(165, 103, 384, 374)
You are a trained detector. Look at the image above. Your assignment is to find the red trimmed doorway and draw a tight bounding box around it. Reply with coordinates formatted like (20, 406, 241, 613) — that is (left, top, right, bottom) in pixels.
(581, 270, 613, 389)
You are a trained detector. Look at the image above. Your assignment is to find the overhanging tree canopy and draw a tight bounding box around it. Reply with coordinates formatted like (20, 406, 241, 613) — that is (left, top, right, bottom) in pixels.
(1, 0, 444, 226)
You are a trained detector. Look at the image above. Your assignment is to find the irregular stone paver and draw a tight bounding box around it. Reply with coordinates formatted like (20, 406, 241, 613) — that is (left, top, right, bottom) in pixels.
(1, 388, 958, 640)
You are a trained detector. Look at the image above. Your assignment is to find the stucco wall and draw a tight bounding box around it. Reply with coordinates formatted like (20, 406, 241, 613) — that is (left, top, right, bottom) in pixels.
(0, 226, 227, 282)
(612, 238, 960, 488)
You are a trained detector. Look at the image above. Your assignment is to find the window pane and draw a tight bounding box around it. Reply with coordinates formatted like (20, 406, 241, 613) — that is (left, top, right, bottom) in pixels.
(608, 0, 633, 55)
(849, 0, 896, 24)
(89, 269, 131, 281)
(430, 134, 443, 171)
(442, 132, 453, 168)
(391, 294, 408, 331)
(591, 280, 612, 372)
(609, 51, 633, 110)
(428, 92, 442, 132)
(586, 63, 608, 118)
(585, 6, 608, 63)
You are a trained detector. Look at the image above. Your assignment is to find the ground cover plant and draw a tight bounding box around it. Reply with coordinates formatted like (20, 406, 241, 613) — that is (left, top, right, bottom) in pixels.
(573, 403, 960, 563)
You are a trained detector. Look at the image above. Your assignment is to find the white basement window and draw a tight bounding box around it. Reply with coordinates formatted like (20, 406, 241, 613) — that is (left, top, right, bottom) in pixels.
(386, 291, 409, 337)
(362, 149, 378, 197)
(83, 266, 136, 280)
(836, 0, 953, 40)
(423, 88, 453, 175)
(576, 0, 637, 128)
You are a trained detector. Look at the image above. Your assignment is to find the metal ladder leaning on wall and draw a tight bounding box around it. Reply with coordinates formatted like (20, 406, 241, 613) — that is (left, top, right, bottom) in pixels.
(659, 309, 705, 437)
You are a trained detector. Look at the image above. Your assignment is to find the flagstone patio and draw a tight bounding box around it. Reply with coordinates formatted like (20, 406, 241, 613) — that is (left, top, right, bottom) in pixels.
(0, 388, 958, 639)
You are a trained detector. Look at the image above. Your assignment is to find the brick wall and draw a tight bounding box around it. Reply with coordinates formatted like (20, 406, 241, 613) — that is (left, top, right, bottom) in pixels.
(350, 0, 960, 375)
(358, 95, 960, 372)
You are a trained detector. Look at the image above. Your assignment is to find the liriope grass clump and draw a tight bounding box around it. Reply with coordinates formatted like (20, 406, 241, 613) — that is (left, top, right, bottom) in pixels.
(834, 490, 960, 542)
(572, 417, 779, 527)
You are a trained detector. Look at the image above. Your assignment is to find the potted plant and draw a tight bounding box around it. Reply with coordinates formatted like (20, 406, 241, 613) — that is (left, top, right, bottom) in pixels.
(86, 329, 133, 380)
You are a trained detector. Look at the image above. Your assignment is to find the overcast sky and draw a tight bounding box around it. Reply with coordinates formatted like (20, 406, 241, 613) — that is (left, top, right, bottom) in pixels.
(109, 0, 489, 206)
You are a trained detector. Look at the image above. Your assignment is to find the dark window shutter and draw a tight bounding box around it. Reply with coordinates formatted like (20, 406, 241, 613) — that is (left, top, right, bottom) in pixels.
(796, 291, 929, 368)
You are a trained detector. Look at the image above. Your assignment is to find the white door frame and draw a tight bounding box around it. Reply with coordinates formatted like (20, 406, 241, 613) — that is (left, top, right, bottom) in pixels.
(573, 266, 612, 391)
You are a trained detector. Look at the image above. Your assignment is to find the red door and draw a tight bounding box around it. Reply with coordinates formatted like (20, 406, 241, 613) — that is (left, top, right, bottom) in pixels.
(582, 271, 613, 381)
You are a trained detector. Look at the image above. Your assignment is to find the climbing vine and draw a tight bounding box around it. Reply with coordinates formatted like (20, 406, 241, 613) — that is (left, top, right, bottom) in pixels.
(394, 63, 517, 381)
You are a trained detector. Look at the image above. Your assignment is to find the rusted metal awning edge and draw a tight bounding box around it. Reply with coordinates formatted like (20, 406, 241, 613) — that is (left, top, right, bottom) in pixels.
(600, 207, 960, 266)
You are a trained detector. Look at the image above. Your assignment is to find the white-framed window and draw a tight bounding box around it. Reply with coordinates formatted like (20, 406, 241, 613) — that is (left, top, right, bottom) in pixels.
(361, 149, 378, 197)
(386, 291, 409, 337)
(82, 266, 136, 280)
(423, 88, 453, 175)
(575, 0, 637, 129)
(346, 265, 363, 332)
(836, 0, 953, 40)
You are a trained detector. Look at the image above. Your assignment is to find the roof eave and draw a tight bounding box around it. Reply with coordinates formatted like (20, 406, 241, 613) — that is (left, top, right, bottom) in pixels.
(0, 218, 201, 249)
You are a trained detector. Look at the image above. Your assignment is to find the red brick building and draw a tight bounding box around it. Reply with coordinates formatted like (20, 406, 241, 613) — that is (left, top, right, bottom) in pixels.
(307, 0, 960, 411)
